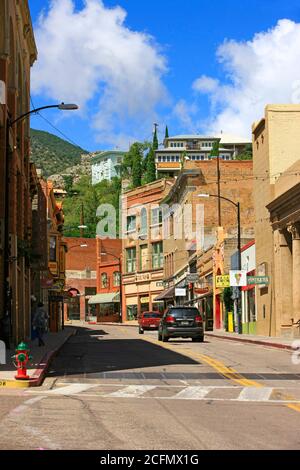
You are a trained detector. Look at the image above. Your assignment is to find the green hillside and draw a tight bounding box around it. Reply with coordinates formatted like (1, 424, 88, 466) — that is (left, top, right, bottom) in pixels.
(30, 128, 88, 177)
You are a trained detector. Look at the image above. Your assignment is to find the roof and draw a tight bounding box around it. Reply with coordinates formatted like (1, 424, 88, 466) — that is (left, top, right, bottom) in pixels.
(88, 292, 120, 305)
(165, 134, 251, 144)
(91, 150, 126, 163)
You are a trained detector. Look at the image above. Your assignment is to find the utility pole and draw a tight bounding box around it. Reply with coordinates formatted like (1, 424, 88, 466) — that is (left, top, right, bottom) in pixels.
(80, 202, 85, 238)
(217, 154, 221, 227)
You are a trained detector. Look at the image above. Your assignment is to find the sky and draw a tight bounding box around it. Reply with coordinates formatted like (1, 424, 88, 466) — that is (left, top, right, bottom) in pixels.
(28, 0, 300, 152)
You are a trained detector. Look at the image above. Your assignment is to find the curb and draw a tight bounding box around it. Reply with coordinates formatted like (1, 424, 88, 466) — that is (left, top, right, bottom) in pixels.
(29, 329, 77, 387)
(0, 329, 77, 389)
(205, 332, 294, 351)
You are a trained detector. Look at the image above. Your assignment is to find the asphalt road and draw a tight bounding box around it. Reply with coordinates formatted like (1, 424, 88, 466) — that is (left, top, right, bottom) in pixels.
(1, 324, 300, 450)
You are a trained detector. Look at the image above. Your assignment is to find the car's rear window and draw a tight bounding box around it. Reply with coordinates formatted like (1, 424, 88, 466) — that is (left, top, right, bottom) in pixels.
(168, 308, 199, 318)
(143, 313, 162, 318)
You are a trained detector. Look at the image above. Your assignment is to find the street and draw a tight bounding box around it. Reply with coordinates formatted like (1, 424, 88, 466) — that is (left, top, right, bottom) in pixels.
(0, 324, 300, 450)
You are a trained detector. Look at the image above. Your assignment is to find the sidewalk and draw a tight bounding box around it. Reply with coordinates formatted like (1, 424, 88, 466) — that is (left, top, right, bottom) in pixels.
(205, 329, 297, 351)
(0, 327, 76, 388)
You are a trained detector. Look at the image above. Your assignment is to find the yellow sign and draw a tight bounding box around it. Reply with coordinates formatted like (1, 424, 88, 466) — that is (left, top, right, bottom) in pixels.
(215, 275, 230, 288)
(228, 312, 234, 333)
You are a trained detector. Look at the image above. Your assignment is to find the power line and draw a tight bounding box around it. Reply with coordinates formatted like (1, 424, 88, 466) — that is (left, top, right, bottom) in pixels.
(29, 95, 84, 150)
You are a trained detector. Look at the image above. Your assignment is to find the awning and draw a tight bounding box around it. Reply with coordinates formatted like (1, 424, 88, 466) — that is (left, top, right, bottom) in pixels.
(154, 286, 175, 301)
(88, 292, 120, 305)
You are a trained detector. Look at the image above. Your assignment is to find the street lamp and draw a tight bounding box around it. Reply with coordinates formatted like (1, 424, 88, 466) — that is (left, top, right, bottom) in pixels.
(198, 193, 242, 333)
(2, 102, 79, 347)
(9, 102, 79, 126)
(198, 193, 241, 269)
(101, 251, 123, 322)
(68, 244, 88, 250)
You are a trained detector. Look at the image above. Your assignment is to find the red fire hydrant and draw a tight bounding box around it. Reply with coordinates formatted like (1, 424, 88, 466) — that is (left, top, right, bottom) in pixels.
(12, 342, 32, 380)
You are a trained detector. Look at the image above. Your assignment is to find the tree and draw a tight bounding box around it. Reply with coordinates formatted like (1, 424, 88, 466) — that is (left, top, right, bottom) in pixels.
(153, 126, 159, 150)
(236, 143, 253, 160)
(132, 147, 142, 188)
(165, 126, 169, 139)
(122, 142, 150, 179)
(63, 175, 73, 194)
(145, 147, 156, 184)
(210, 140, 220, 158)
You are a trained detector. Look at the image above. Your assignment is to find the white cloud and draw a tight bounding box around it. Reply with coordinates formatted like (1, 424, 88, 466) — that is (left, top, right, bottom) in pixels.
(31, 0, 168, 146)
(172, 99, 198, 132)
(193, 19, 300, 137)
(193, 76, 219, 93)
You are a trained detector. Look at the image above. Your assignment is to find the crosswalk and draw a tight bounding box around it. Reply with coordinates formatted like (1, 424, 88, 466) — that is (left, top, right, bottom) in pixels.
(27, 383, 300, 404)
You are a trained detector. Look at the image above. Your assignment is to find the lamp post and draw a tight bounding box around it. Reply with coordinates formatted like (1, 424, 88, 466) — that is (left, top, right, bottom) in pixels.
(198, 193, 242, 332)
(101, 251, 123, 323)
(3, 102, 78, 347)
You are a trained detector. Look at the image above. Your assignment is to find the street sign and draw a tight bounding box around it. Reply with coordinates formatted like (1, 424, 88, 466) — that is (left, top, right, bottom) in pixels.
(215, 275, 230, 288)
(247, 276, 270, 286)
(186, 274, 200, 283)
(229, 271, 247, 287)
(175, 288, 186, 297)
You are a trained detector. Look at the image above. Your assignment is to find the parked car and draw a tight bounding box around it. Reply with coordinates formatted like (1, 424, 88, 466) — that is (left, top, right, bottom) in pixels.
(138, 312, 163, 334)
(158, 306, 204, 342)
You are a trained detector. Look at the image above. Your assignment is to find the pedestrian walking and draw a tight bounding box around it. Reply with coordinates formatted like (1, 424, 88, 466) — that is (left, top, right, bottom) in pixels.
(32, 302, 49, 347)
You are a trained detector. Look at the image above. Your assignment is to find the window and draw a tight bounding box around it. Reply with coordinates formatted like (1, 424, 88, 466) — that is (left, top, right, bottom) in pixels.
(127, 215, 136, 232)
(176, 156, 180, 162)
(113, 272, 121, 287)
(140, 208, 147, 237)
(126, 247, 136, 273)
(167, 156, 170, 162)
(163, 156, 166, 162)
(101, 273, 108, 288)
(49, 236, 57, 262)
(151, 208, 163, 226)
(152, 242, 164, 269)
(158, 156, 162, 162)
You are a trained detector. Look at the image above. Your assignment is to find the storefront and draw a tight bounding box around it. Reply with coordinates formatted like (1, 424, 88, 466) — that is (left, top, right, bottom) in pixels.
(89, 293, 120, 323)
(241, 242, 256, 335)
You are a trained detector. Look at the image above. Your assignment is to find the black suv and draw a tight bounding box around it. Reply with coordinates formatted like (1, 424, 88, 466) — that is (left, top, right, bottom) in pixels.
(158, 306, 204, 343)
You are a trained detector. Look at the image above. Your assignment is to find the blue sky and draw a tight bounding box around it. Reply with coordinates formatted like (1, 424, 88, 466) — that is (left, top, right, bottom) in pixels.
(28, 0, 300, 151)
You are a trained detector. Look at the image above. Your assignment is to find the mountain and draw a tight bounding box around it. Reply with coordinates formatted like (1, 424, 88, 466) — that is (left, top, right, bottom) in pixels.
(30, 128, 88, 177)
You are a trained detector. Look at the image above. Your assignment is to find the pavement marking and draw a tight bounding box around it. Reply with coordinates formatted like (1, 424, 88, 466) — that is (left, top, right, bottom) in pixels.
(139, 335, 300, 414)
(108, 385, 156, 398)
(46, 383, 100, 395)
(237, 387, 273, 402)
(170, 386, 211, 400)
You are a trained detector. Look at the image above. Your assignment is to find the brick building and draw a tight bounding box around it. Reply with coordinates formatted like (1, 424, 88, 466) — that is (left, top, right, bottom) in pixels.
(253, 105, 300, 338)
(157, 160, 255, 328)
(121, 179, 173, 321)
(64, 238, 97, 322)
(0, 1, 38, 345)
(88, 238, 122, 323)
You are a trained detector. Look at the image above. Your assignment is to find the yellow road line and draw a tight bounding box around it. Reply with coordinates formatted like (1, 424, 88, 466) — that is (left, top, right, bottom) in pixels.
(141, 335, 300, 413)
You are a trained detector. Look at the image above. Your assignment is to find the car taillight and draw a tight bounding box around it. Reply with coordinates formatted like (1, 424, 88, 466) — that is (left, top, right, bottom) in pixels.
(195, 316, 203, 324)
(166, 316, 175, 323)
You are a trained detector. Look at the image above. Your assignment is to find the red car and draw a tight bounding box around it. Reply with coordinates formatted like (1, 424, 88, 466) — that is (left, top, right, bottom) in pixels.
(138, 312, 163, 334)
